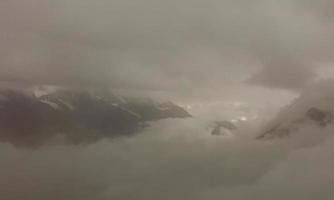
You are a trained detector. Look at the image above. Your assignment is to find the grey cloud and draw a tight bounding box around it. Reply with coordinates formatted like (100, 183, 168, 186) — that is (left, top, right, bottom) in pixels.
(247, 57, 317, 90)
(1, 0, 334, 94)
(1, 1, 334, 199)
(1, 116, 334, 200)
(2, 79, 334, 200)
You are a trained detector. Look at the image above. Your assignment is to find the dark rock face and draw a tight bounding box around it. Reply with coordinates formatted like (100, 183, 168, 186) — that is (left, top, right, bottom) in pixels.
(257, 107, 333, 140)
(0, 91, 61, 147)
(257, 124, 293, 140)
(123, 99, 191, 121)
(306, 107, 333, 126)
(0, 89, 191, 147)
(211, 121, 237, 136)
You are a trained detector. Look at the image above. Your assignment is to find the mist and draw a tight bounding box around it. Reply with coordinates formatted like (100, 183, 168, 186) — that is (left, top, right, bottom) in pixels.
(2, 0, 334, 92)
(2, 0, 334, 199)
(1, 113, 334, 200)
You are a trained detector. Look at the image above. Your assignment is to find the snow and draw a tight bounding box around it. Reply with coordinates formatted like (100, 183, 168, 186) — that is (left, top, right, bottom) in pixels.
(40, 100, 61, 110)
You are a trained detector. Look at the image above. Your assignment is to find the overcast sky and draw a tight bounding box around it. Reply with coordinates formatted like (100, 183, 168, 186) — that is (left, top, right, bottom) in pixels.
(1, 0, 334, 99)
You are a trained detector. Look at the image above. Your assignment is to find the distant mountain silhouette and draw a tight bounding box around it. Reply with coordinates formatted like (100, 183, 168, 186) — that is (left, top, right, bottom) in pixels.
(0, 89, 191, 147)
(256, 81, 334, 140)
(257, 107, 333, 140)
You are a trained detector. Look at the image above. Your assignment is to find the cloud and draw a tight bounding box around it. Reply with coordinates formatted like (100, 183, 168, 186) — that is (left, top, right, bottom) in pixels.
(0, 116, 334, 200)
(1, 0, 334, 94)
(2, 1, 334, 199)
(1, 80, 334, 199)
(248, 58, 317, 90)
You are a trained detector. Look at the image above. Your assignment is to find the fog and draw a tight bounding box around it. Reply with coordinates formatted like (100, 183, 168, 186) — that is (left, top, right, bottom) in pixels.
(2, 0, 334, 93)
(1, 0, 334, 199)
(1, 112, 334, 200)
(2, 83, 334, 199)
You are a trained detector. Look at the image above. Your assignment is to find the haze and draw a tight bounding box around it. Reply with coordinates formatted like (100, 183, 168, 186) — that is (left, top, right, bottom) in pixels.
(1, 0, 334, 200)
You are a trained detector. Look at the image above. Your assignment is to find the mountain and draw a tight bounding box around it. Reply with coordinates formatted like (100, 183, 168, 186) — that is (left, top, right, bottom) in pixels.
(211, 120, 237, 136)
(257, 107, 333, 139)
(257, 81, 334, 140)
(0, 88, 191, 147)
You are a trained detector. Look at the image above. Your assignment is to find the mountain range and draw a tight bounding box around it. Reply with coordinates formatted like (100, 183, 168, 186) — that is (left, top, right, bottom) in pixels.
(0, 88, 191, 147)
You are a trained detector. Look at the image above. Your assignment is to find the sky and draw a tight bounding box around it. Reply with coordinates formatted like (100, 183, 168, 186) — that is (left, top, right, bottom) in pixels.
(1, 0, 334, 99)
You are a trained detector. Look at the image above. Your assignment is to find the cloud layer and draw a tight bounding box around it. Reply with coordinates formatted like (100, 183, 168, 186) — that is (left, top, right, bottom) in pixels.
(1, 80, 334, 199)
(1, 0, 334, 93)
(1, 116, 334, 200)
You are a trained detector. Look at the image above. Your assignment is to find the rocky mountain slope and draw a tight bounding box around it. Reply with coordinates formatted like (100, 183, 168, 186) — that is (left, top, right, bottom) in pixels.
(257, 81, 334, 140)
(0, 88, 191, 147)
